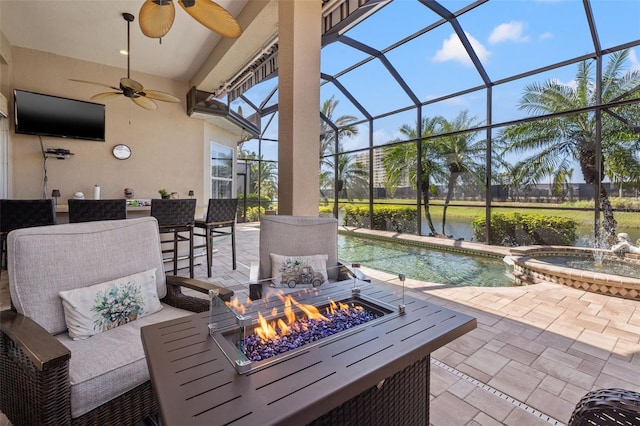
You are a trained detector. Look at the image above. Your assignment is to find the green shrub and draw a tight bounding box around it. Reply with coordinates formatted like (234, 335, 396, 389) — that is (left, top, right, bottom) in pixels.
(559, 200, 594, 209)
(561, 198, 640, 210)
(610, 197, 640, 210)
(318, 206, 333, 217)
(245, 206, 265, 222)
(238, 193, 272, 209)
(472, 212, 577, 246)
(343, 204, 417, 233)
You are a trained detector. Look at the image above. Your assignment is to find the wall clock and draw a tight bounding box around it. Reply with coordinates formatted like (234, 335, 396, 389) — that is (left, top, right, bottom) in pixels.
(112, 144, 131, 160)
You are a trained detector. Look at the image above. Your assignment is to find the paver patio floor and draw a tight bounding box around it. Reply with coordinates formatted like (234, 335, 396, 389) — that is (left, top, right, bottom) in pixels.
(2, 221, 639, 425)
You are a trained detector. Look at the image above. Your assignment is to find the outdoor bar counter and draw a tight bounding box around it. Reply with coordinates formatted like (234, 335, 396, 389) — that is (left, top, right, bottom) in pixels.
(141, 280, 476, 425)
(54, 202, 207, 271)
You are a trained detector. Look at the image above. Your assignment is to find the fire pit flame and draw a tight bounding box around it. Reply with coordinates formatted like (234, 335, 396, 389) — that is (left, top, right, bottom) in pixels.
(255, 312, 273, 341)
(226, 298, 246, 315)
(277, 318, 290, 335)
(210, 290, 397, 374)
(242, 294, 380, 362)
(328, 299, 363, 314)
(254, 295, 329, 342)
(288, 295, 328, 323)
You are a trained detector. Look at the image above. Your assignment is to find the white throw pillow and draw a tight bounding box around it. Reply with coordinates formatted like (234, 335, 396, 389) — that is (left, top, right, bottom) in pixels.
(59, 268, 163, 340)
(270, 254, 328, 288)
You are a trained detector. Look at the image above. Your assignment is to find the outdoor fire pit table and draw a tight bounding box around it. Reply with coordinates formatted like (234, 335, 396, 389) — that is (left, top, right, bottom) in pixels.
(141, 280, 476, 425)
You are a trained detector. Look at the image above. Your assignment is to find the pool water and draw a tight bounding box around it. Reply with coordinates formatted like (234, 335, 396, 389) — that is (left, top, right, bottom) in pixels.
(337, 235, 517, 287)
(542, 256, 640, 279)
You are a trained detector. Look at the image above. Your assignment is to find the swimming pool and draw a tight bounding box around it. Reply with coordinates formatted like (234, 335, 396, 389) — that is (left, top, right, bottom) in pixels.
(337, 234, 517, 287)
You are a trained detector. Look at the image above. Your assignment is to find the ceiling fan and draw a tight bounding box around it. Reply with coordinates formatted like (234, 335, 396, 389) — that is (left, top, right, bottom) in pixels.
(70, 13, 180, 111)
(138, 0, 242, 40)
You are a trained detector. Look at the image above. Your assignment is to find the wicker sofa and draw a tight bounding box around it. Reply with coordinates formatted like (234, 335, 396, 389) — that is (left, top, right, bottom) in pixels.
(0, 217, 233, 426)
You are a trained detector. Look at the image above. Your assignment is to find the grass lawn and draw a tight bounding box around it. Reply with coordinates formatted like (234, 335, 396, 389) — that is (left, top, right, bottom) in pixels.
(433, 204, 640, 230)
(342, 199, 640, 230)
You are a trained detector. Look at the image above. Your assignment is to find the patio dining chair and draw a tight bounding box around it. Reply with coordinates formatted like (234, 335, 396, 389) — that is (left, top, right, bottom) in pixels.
(151, 198, 196, 278)
(68, 199, 127, 223)
(194, 198, 238, 277)
(0, 198, 57, 269)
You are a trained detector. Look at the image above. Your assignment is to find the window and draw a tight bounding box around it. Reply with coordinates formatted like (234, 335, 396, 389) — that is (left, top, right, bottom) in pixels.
(210, 142, 234, 198)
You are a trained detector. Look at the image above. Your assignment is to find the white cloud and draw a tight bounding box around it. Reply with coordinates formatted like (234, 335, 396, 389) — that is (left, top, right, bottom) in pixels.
(443, 96, 469, 107)
(372, 128, 402, 146)
(489, 21, 530, 44)
(539, 32, 553, 41)
(433, 32, 490, 67)
(335, 128, 403, 150)
(344, 132, 370, 150)
(551, 77, 577, 90)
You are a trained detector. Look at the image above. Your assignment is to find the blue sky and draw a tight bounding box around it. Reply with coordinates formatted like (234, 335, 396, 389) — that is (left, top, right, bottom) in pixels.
(237, 0, 640, 172)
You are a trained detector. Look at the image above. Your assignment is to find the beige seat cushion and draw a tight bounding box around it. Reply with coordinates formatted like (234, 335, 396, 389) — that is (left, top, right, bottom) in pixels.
(56, 304, 194, 418)
(8, 218, 167, 335)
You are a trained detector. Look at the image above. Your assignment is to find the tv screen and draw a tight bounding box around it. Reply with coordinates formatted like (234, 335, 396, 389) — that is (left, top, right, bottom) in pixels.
(14, 89, 105, 141)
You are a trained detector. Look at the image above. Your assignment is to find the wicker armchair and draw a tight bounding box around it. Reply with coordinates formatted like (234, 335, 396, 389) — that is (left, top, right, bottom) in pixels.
(248, 215, 367, 300)
(568, 388, 640, 425)
(0, 217, 233, 426)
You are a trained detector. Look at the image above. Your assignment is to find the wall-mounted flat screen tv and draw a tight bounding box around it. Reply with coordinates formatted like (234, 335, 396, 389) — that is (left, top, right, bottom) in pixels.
(13, 89, 105, 141)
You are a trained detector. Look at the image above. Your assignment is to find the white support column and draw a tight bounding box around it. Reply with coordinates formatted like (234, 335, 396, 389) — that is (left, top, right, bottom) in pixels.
(277, 0, 321, 216)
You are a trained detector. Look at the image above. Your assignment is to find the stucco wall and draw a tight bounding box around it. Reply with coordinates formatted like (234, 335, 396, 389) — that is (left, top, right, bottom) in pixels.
(8, 46, 239, 205)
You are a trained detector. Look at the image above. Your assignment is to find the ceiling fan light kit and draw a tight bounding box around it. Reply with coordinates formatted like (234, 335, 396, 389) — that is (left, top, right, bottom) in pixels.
(70, 12, 180, 111)
(138, 0, 242, 40)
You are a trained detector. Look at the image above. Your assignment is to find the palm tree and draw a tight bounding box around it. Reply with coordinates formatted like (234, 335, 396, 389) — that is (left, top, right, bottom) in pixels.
(238, 148, 278, 202)
(437, 110, 486, 235)
(382, 116, 445, 236)
(319, 96, 360, 194)
(336, 153, 368, 200)
(607, 139, 640, 197)
(382, 171, 399, 199)
(499, 49, 640, 242)
(552, 168, 574, 201)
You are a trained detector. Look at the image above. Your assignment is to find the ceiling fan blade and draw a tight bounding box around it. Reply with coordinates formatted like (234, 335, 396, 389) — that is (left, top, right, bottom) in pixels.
(120, 78, 144, 92)
(90, 92, 123, 101)
(179, 0, 242, 38)
(139, 0, 175, 39)
(70, 79, 120, 91)
(142, 90, 181, 103)
(131, 95, 158, 110)
(72, 13, 178, 111)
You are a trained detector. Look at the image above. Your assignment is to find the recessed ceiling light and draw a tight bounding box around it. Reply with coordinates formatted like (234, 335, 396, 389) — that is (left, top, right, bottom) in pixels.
(119, 49, 128, 55)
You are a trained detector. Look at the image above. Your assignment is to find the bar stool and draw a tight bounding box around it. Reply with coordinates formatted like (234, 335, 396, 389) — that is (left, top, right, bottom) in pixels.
(151, 198, 196, 278)
(68, 199, 127, 223)
(194, 198, 238, 277)
(1, 199, 57, 269)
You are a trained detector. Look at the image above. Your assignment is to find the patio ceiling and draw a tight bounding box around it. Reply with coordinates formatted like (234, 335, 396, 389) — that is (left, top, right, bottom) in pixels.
(0, 0, 388, 101)
(0, 0, 276, 96)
